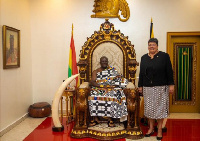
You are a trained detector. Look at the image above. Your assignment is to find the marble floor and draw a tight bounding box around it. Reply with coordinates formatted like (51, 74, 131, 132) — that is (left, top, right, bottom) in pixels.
(1, 113, 200, 141)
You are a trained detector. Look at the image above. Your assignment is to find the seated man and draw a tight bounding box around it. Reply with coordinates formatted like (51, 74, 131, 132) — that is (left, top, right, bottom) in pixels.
(88, 56, 128, 127)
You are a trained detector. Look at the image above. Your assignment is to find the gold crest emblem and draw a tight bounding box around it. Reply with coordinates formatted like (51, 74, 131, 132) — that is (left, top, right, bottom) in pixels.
(91, 0, 130, 22)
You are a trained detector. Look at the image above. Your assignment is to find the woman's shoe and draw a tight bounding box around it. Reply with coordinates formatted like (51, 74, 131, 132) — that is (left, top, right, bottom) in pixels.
(144, 130, 154, 137)
(157, 136, 163, 140)
(157, 132, 163, 140)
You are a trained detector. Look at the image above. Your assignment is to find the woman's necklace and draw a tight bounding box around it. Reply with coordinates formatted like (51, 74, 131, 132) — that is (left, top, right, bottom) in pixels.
(148, 50, 159, 59)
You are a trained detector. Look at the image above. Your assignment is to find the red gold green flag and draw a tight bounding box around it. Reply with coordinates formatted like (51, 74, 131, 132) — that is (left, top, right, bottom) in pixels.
(68, 24, 79, 117)
(68, 24, 79, 87)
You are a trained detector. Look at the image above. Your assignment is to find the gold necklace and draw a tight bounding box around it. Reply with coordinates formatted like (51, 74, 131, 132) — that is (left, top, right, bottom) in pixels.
(148, 50, 159, 59)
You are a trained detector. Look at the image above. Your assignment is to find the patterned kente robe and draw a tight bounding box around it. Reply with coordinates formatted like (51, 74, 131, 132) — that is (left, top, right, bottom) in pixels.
(88, 66, 128, 118)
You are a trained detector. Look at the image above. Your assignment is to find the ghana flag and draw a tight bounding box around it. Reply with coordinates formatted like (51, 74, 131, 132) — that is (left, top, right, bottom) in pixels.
(150, 17, 154, 38)
(68, 24, 79, 87)
(68, 24, 79, 117)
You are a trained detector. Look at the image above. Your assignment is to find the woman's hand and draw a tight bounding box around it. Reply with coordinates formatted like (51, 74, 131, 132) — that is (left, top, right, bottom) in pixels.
(169, 85, 174, 94)
(138, 87, 143, 94)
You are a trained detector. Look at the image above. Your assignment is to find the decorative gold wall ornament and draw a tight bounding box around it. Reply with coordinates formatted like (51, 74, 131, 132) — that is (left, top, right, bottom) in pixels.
(91, 0, 130, 22)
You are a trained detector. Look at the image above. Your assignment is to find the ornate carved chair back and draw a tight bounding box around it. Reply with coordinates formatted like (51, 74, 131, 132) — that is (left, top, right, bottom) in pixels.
(78, 19, 138, 85)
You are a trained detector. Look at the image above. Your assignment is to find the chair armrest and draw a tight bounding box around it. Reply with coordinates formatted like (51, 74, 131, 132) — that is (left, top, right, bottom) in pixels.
(126, 82, 135, 89)
(79, 82, 90, 89)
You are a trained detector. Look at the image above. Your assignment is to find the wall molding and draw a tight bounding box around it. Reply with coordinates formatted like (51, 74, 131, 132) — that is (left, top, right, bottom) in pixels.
(0, 113, 28, 137)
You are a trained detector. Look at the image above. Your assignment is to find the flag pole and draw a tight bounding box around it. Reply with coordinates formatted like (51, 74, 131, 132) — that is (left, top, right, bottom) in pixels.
(71, 23, 77, 120)
(72, 23, 73, 36)
(150, 17, 154, 38)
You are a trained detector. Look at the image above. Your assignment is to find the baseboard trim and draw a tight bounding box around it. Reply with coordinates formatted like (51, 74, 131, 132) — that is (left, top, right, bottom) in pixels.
(0, 113, 28, 137)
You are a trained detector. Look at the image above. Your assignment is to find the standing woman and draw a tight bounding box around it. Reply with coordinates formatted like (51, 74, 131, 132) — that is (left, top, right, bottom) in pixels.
(138, 38, 174, 140)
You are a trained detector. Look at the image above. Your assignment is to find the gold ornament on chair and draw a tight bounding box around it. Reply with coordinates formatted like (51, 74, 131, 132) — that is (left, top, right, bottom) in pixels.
(91, 0, 130, 22)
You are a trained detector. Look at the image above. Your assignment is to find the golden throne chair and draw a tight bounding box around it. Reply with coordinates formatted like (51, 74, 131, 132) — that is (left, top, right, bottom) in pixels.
(70, 19, 143, 140)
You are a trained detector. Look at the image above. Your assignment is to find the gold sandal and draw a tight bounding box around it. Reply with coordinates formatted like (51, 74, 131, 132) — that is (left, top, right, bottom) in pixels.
(89, 120, 99, 127)
(108, 120, 115, 127)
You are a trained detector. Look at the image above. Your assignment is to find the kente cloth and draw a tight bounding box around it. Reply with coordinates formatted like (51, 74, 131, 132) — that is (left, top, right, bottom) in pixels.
(88, 66, 128, 118)
(143, 85, 169, 119)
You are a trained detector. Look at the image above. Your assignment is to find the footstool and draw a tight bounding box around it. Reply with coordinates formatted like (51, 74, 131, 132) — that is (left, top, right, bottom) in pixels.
(28, 102, 51, 118)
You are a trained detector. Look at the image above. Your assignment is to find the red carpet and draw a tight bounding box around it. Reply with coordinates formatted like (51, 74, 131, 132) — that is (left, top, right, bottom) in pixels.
(24, 117, 200, 141)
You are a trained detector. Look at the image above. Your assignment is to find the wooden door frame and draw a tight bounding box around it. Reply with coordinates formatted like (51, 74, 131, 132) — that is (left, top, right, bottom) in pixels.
(167, 32, 200, 112)
(167, 32, 200, 53)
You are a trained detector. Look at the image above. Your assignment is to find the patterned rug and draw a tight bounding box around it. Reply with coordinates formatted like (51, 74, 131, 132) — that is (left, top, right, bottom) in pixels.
(88, 122, 125, 132)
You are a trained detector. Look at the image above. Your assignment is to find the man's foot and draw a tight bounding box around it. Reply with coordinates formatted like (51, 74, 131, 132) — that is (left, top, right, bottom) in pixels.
(108, 120, 115, 127)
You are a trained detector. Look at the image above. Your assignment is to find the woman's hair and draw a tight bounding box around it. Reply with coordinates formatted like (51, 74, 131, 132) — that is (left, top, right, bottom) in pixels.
(148, 38, 158, 46)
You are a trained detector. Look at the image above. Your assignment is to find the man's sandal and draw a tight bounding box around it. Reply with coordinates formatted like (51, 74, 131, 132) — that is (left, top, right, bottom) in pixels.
(89, 120, 99, 127)
(108, 120, 115, 127)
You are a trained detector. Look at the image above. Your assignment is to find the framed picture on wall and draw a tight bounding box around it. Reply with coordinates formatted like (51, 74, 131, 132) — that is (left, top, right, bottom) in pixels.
(2, 25, 20, 69)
